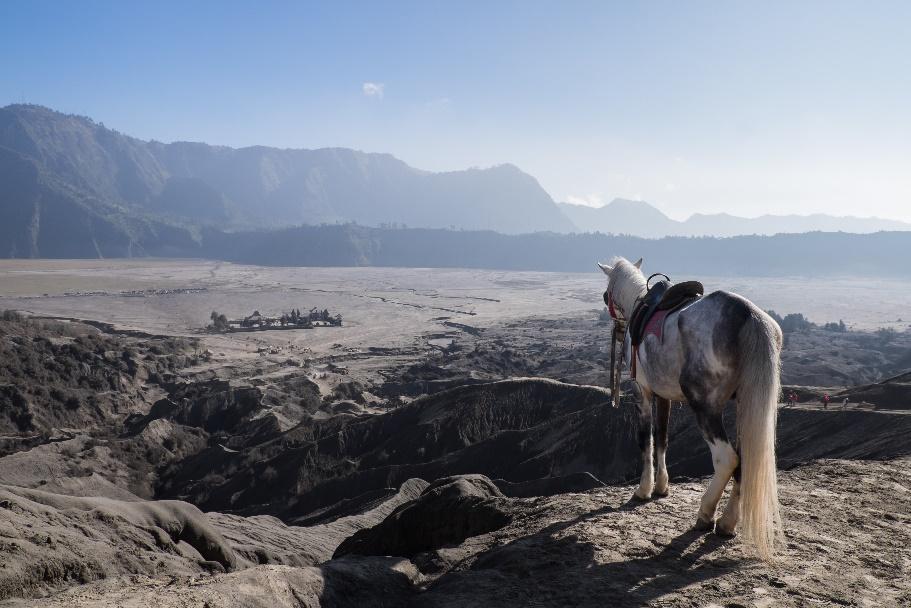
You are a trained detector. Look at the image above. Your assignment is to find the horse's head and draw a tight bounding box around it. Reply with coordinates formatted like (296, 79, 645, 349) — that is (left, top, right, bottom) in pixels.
(597, 256, 643, 322)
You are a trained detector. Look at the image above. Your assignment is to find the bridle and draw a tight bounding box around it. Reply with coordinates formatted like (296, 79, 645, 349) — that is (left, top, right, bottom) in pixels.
(606, 289, 620, 321)
(604, 287, 629, 408)
(603, 271, 671, 408)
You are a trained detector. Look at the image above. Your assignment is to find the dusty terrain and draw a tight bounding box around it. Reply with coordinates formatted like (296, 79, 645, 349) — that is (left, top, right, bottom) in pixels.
(0, 260, 909, 606)
(2, 460, 908, 607)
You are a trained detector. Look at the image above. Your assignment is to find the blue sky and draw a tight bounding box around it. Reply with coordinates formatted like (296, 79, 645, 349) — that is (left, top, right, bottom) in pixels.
(2, 1, 910, 221)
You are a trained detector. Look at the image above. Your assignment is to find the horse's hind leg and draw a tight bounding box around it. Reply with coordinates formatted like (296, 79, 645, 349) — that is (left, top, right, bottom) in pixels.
(634, 393, 655, 500)
(716, 465, 741, 537)
(692, 404, 739, 531)
(653, 397, 671, 497)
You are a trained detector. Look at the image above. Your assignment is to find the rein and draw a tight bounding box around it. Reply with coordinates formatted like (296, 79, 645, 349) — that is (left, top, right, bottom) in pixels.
(609, 319, 627, 407)
(605, 271, 672, 408)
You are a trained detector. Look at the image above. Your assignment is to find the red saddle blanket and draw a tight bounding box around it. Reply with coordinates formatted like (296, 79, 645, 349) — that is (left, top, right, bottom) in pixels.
(631, 309, 670, 380)
(643, 309, 670, 342)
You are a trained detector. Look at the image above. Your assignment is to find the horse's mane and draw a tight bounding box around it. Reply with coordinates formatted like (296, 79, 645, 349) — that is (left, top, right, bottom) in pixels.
(606, 256, 647, 313)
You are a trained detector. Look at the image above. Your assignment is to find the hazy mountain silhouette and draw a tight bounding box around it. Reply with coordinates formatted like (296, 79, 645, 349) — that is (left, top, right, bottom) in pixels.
(3, 104, 909, 272)
(200, 224, 911, 277)
(558, 199, 678, 236)
(558, 199, 911, 237)
(0, 104, 573, 256)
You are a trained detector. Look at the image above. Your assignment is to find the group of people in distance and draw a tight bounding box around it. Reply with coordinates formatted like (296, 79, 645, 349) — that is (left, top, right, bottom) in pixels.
(784, 391, 849, 409)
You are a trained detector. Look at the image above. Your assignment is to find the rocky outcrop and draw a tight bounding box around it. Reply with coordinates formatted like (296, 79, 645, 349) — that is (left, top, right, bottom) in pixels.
(0, 486, 238, 600)
(493, 471, 605, 498)
(210, 478, 428, 566)
(333, 475, 510, 558)
(0, 476, 428, 602)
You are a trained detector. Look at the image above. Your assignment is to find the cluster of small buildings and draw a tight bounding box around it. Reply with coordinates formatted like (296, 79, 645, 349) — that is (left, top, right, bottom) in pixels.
(222, 308, 342, 332)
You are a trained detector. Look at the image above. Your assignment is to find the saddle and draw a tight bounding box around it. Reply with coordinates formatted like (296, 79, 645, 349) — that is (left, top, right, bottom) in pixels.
(629, 280, 704, 347)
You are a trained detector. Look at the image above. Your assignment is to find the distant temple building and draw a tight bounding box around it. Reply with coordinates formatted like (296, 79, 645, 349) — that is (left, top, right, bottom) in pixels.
(208, 307, 342, 333)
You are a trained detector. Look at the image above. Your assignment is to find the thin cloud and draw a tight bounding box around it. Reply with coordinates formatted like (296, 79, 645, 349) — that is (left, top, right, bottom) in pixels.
(565, 193, 603, 207)
(362, 82, 384, 99)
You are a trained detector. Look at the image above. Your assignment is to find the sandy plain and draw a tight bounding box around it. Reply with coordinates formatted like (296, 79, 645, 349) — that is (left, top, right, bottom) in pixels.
(1, 259, 907, 347)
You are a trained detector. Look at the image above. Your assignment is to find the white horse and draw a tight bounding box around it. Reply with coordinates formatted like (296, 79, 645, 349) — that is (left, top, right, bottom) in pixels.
(599, 256, 783, 559)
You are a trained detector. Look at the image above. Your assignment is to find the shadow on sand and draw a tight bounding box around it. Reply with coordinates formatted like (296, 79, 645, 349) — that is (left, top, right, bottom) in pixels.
(412, 495, 747, 607)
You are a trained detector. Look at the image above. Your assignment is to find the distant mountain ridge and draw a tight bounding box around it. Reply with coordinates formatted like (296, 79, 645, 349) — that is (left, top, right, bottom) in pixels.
(3, 104, 909, 260)
(0, 104, 573, 257)
(558, 198, 911, 237)
(201, 223, 911, 277)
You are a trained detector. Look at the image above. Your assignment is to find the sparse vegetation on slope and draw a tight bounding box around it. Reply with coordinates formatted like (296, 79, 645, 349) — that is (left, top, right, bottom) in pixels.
(0, 312, 195, 442)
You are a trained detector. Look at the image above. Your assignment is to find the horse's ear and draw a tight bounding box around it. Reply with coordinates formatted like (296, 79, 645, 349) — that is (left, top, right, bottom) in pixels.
(633, 258, 643, 269)
(597, 262, 613, 275)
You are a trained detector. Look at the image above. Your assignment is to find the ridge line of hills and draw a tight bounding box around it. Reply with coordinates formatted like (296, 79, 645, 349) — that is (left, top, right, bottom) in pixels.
(557, 198, 911, 238)
(199, 224, 911, 277)
(1, 104, 910, 271)
(0, 103, 574, 245)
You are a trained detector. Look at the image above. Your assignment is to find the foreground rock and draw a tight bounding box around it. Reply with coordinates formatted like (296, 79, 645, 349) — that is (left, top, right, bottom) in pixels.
(334, 474, 510, 558)
(210, 478, 427, 566)
(0, 487, 237, 599)
(2, 553, 419, 608)
(0, 479, 426, 601)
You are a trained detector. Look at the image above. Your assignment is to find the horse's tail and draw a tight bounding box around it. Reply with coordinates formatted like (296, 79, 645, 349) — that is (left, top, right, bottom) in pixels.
(736, 311, 784, 560)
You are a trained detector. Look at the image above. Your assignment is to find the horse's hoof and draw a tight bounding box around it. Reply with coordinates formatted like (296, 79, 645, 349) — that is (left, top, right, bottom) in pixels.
(652, 488, 669, 499)
(693, 516, 715, 532)
(632, 490, 652, 502)
(715, 524, 737, 538)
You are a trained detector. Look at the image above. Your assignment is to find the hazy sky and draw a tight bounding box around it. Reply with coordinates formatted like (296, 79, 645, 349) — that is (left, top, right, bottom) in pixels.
(3, 1, 910, 221)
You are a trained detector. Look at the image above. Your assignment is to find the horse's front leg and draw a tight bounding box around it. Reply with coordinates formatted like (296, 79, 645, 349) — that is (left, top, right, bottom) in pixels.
(634, 391, 655, 500)
(653, 397, 671, 497)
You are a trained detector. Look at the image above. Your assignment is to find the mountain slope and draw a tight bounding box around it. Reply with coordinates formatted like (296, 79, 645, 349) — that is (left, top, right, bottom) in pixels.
(0, 146, 198, 258)
(0, 104, 574, 252)
(558, 198, 911, 237)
